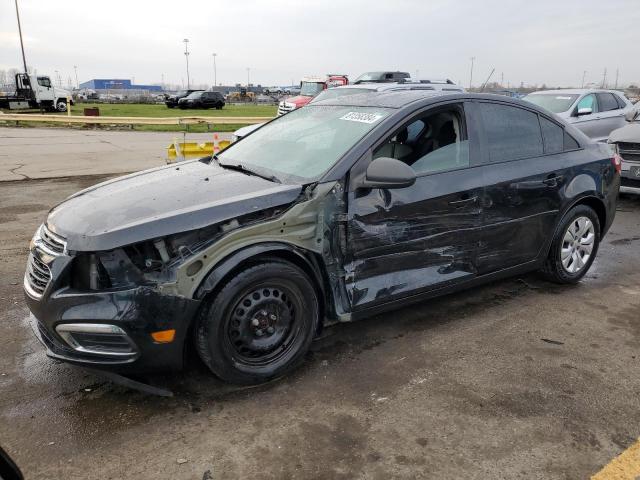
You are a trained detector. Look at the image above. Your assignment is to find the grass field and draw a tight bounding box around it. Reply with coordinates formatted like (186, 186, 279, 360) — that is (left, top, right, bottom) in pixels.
(1, 102, 277, 132)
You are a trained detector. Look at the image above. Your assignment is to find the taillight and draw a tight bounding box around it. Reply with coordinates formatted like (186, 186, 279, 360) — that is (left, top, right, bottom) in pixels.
(612, 153, 622, 174)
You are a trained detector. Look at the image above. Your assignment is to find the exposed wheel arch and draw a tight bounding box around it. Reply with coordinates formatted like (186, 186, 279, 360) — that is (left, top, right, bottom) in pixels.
(193, 243, 328, 330)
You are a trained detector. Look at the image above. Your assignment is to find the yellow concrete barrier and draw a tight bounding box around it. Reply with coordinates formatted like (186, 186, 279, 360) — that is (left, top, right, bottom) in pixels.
(167, 140, 231, 162)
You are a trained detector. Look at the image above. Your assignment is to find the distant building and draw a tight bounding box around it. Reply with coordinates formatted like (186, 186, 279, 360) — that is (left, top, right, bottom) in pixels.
(79, 79, 162, 92)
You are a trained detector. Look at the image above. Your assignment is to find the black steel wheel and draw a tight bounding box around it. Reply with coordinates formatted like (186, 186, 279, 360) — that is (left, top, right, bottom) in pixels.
(196, 260, 319, 384)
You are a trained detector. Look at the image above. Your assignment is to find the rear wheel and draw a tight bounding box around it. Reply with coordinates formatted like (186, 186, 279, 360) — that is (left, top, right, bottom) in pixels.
(541, 205, 600, 284)
(196, 260, 319, 384)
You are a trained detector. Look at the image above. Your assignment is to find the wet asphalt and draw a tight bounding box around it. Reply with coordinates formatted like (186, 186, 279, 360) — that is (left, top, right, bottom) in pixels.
(1, 176, 639, 479)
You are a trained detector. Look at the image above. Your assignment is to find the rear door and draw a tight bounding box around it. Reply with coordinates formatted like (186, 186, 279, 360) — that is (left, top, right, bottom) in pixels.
(345, 101, 484, 310)
(475, 101, 575, 273)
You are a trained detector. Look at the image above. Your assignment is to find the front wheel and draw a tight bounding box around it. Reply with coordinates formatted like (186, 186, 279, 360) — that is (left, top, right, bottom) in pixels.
(540, 205, 600, 284)
(55, 100, 68, 112)
(196, 260, 319, 384)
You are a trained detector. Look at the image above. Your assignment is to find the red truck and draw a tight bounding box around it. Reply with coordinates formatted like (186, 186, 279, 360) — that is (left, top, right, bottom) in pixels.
(277, 74, 348, 116)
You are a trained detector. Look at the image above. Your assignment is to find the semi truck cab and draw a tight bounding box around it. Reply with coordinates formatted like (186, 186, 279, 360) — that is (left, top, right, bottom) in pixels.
(1, 73, 73, 112)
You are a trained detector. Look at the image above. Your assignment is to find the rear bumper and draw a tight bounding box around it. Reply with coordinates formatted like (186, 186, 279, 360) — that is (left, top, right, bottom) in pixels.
(25, 285, 201, 373)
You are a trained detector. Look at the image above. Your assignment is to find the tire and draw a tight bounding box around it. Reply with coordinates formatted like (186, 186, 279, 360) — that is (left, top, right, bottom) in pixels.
(196, 260, 319, 384)
(55, 100, 68, 112)
(540, 205, 600, 284)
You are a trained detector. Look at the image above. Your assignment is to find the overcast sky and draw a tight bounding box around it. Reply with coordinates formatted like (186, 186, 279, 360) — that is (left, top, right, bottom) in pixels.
(1, 0, 639, 89)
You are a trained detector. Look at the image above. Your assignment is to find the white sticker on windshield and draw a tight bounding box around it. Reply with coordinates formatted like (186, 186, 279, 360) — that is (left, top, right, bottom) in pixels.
(339, 112, 385, 124)
(556, 96, 572, 100)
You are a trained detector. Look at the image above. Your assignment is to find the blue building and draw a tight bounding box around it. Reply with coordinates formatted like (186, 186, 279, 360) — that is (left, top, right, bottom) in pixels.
(79, 79, 162, 91)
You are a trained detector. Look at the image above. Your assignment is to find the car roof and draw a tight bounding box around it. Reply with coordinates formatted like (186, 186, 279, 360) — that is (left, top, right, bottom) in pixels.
(311, 90, 563, 111)
(527, 89, 624, 95)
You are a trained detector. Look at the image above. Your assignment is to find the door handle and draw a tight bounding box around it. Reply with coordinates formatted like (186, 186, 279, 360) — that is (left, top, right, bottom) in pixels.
(542, 175, 564, 187)
(449, 195, 478, 207)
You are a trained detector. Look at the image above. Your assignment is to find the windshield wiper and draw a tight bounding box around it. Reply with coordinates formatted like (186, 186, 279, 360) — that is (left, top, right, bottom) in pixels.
(218, 162, 281, 184)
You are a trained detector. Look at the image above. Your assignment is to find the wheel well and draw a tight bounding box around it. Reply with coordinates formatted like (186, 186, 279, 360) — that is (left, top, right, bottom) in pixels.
(572, 196, 606, 232)
(196, 249, 327, 333)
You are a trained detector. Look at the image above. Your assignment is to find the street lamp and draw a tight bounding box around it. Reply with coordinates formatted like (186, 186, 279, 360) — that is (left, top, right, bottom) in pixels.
(73, 65, 79, 89)
(212, 53, 217, 87)
(247, 67, 250, 87)
(469, 56, 475, 89)
(183, 39, 190, 89)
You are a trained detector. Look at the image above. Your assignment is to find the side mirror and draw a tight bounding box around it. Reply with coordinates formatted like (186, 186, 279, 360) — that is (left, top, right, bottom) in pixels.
(360, 157, 416, 189)
(576, 107, 593, 116)
(0, 447, 23, 480)
(625, 108, 639, 122)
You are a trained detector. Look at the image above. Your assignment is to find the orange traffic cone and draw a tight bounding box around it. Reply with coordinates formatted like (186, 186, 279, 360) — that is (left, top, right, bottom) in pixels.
(213, 133, 220, 155)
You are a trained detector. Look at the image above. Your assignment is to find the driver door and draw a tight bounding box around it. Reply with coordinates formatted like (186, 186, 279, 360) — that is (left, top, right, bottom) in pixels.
(343, 101, 484, 311)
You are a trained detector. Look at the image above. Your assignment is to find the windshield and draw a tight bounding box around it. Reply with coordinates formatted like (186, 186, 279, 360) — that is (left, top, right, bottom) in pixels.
(185, 91, 203, 99)
(310, 88, 372, 103)
(175, 91, 188, 96)
(300, 82, 325, 97)
(523, 93, 579, 113)
(218, 105, 391, 182)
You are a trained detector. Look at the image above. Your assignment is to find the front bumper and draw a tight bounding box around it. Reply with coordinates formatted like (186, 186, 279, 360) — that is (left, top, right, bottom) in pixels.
(621, 168, 640, 194)
(25, 285, 201, 373)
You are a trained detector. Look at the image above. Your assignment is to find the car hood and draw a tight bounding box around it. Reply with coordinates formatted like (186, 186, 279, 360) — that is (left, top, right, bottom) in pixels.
(47, 160, 302, 252)
(608, 123, 640, 144)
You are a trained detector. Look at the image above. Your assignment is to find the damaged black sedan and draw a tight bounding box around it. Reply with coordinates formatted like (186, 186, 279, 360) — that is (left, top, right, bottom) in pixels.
(25, 91, 620, 384)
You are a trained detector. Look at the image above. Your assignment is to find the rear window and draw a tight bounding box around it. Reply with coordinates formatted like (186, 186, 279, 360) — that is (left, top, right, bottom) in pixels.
(479, 103, 543, 163)
(615, 93, 628, 109)
(563, 132, 580, 150)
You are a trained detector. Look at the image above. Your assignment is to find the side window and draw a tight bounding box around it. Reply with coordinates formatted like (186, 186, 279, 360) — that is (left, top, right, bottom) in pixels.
(372, 105, 469, 175)
(478, 103, 543, 163)
(37, 77, 51, 88)
(576, 94, 598, 113)
(539, 117, 564, 154)
(597, 93, 619, 112)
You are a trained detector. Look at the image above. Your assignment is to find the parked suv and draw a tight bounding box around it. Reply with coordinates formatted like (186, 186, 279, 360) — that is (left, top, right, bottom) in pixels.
(165, 89, 203, 108)
(609, 103, 640, 193)
(178, 91, 225, 109)
(354, 71, 411, 84)
(523, 89, 633, 142)
(25, 92, 619, 385)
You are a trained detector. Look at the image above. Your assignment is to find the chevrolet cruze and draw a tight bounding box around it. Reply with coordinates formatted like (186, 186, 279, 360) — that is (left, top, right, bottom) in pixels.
(25, 91, 620, 384)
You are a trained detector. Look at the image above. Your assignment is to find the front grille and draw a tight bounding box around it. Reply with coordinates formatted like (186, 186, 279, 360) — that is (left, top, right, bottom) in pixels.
(25, 254, 51, 297)
(24, 224, 67, 299)
(619, 142, 640, 164)
(40, 225, 66, 255)
(277, 102, 295, 116)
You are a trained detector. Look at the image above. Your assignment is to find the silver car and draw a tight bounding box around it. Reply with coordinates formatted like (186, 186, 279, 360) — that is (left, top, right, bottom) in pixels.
(523, 89, 633, 142)
(232, 81, 466, 141)
(609, 103, 640, 194)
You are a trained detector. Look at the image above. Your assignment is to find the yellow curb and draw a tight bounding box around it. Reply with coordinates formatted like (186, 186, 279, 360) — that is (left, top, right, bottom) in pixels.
(592, 439, 640, 479)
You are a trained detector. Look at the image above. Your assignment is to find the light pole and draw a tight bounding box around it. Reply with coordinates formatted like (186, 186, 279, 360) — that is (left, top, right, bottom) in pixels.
(74, 65, 79, 89)
(247, 67, 250, 87)
(54, 70, 62, 87)
(183, 39, 190, 89)
(14, 0, 28, 74)
(581, 70, 587, 88)
(469, 56, 475, 89)
(212, 53, 217, 87)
